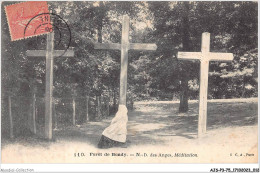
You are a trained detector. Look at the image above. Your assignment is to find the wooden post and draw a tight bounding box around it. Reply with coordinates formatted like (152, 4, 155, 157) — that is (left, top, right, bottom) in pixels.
(8, 96, 14, 139)
(26, 32, 74, 140)
(94, 15, 157, 143)
(45, 32, 54, 139)
(94, 15, 157, 107)
(86, 95, 89, 122)
(32, 93, 36, 134)
(72, 98, 76, 126)
(119, 15, 129, 105)
(177, 32, 234, 137)
(198, 33, 210, 136)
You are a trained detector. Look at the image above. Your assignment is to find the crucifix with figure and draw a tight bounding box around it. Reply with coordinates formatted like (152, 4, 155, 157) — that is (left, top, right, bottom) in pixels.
(177, 32, 234, 137)
(95, 15, 157, 148)
(26, 31, 74, 140)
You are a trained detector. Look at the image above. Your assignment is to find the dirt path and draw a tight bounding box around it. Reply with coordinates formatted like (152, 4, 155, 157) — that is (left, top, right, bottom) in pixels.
(1, 99, 258, 163)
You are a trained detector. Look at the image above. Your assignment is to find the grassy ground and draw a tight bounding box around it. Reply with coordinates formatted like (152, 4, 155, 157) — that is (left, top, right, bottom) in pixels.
(1, 98, 258, 163)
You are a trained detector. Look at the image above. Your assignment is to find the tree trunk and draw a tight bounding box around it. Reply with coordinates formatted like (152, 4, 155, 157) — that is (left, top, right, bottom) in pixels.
(97, 1, 104, 43)
(85, 95, 89, 122)
(32, 93, 37, 134)
(241, 77, 246, 98)
(8, 96, 14, 139)
(179, 2, 190, 113)
(107, 97, 110, 117)
(113, 88, 116, 109)
(96, 96, 101, 119)
(97, 24, 102, 43)
(72, 98, 76, 125)
(53, 101, 57, 129)
(179, 78, 189, 112)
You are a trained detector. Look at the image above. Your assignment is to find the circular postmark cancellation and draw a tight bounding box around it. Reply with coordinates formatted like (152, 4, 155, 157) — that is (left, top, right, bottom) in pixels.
(24, 13, 72, 57)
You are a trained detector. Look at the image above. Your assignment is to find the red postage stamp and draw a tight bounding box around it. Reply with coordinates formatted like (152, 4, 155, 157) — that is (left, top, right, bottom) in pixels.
(5, 1, 51, 41)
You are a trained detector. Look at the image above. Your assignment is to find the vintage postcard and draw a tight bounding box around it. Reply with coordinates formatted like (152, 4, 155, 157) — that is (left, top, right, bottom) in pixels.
(1, 0, 258, 169)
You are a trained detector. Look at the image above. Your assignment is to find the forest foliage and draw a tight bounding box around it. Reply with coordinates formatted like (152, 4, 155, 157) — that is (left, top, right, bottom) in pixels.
(1, 1, 258, 102)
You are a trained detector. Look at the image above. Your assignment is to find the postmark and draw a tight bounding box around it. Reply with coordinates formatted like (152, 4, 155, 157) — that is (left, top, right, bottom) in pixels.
(24, 13, 72, 57)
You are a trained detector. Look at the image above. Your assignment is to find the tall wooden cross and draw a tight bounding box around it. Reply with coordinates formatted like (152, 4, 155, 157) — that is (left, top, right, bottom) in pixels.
(26, 32, 74, 140)
(94, 15, 157, 106)
(177, 32, 234, 137)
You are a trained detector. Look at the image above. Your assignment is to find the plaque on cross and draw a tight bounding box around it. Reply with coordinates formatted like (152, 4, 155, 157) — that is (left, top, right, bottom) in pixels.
(177, 32, 234, 137)
(95, 15, 157, 147)
(26, 32, 74, 140)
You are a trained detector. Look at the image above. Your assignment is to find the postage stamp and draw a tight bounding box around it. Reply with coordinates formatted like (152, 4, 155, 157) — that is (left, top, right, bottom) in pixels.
(5, 1, 50, 41)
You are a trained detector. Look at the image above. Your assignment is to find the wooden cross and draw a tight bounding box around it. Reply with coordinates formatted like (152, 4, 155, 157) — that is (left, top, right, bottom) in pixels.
(94, 15, 157, 106)
(26, 32, 74, 140)
(177, 32, 234, 137)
